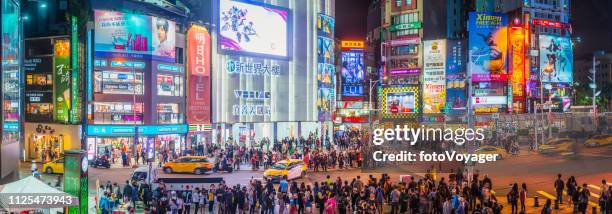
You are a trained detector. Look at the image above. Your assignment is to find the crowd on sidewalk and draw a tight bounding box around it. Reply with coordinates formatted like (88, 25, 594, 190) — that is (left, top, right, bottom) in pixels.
(97, 169, 612, 214)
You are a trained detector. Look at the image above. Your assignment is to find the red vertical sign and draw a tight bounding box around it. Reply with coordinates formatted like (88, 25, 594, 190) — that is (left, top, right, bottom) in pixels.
(187, 25, 211, 123)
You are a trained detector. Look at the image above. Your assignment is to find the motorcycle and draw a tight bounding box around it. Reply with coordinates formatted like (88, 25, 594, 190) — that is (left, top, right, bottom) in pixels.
(213, 161, 233, 173)
(91, 156, 111, 168)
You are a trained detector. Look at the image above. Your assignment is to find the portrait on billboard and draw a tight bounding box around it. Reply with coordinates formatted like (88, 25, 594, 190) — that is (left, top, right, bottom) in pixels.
(468, 12, 508, 80)
(152, 17, 176, 59)
(317, 14, 334, 37)
(219, 0, 290, 58)
(539, 35, 573, 83)
(317, 63, 334, 86)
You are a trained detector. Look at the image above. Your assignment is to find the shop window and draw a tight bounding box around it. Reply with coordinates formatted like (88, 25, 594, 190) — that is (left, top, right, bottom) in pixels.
(157, 103, 183, 124)
(392, 45, 418, 56)
(93, 102, 143, 124)
(157, 74, 184, 96)
(94, 70, 144, 95)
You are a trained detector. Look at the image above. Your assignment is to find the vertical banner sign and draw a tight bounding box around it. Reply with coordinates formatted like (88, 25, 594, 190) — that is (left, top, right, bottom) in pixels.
(187, 25, 211, 123)
(317, 14, 335, 121)
(423, 40, 446, 113)
(70, 16, 80, 123)
(54, 39, 71, 123)
(509, 27, 526, 112)
(63, 151, 87, 214)
(446, 40, 467, 113)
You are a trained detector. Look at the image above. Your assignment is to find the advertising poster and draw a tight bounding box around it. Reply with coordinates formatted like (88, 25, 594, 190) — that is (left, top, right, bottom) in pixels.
(539, 35, 573, 83)
(423, 40, 446, 114)
(187, 25, 211, 124)
(54, 39, 71, 123)
(341, 51, 365, 97)
(94, 10, 176, 61)
(157, 75, 175, 96)
(316, 14, 335, 121)
(219, 0, 290, 58)
(468, 12, 508, 82)
(510, 27, 526, 98)
(381, 86, 419, 119)
(446, 40, 467, 112)
(318, 14, 334, 38)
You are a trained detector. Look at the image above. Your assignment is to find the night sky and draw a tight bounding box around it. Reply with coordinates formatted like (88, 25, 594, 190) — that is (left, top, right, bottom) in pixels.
(335, 0, 612, 59)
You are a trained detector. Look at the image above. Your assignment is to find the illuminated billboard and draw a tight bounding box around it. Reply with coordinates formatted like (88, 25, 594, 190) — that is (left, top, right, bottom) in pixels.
(187, 25, 211, 124)
(468, 12, 508, 82)
(381, 86, 419, 119)
(446, 40, 467, 112)
(423, 40, 446, 114)
(539, 35, 573, 83)
(219, 0, 290, 59)
(94, 10, 176, 61)
(341, 50, 365, 97)
(317, 14, 335, 121)
(54, 39, 71, 123)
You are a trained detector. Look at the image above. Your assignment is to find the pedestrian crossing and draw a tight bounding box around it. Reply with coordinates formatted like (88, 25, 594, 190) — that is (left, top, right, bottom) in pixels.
(536, 182, 606, 209)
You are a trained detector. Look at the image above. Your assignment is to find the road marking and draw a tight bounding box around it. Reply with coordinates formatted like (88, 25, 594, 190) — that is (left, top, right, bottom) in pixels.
(537, 190, 557, 200)
(588, 184, 601, 191)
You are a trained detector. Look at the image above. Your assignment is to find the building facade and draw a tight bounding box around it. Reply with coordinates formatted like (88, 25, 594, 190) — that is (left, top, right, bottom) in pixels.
(211, 0, 335, 145)
(0, 0, 22, 183)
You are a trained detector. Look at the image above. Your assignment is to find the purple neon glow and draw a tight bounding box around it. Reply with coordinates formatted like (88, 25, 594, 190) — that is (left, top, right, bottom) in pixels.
(389, 68, 420, 74)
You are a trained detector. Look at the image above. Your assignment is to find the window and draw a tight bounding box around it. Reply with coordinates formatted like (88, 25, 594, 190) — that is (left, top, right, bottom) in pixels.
(157, 103, 183, 124)
(94, 70, 144, 95)
(391, 13, 419, 37)
(157, 74, 184, 96)
(93, 102, 143, 124)
(396, 0, 401, 7)
(392, 45, 419, 55)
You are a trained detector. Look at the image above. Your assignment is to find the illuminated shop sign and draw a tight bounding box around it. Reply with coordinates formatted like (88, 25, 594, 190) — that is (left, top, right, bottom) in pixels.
(87, 124, 188, 136)
(389, 68, 420, 75)
(386, 37, 420, 46)
(189, 124, 212, 132)
(389, 22, 423, 31)
(472, 74, 507, 82)
(531, 19, 570, 29)
(110, 60, 145, 69)
(341, 40, 364, 49)
(158, 64, 182, 72)
(337, 101, 365, 109)
(3, 122, 19, 132)
(225, 60, 281, 75)
(94, 59, 107, 67)
(342, 86, 364, 97)
(472, 96, 507, 105)
(234, 90, 271, 100)
(232, 105, 271, 116)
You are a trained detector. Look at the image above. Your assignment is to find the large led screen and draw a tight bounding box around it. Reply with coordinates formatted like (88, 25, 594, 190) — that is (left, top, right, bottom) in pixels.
(219, 0, 290, 58)
(381, 86, 419, 119)
(539, 35, 573, 83)
(341, 51, 365, 97)
(446, 40, 467, 112)
(94, 10, 176, 61)
(468, 12, 508, 81)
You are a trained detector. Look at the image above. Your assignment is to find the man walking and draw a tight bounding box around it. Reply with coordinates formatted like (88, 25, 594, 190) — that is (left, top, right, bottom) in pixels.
(554, 174, 565, 204)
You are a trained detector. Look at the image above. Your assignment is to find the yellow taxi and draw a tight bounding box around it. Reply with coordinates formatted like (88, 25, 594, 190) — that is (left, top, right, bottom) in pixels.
(263, 159, 307, 182)
(584, 134, 612, 147)
(474, 146, 508, 160)
(162, 156, 213, 175)
(539, 138, 574, 155)
(43, 158, 64, 174)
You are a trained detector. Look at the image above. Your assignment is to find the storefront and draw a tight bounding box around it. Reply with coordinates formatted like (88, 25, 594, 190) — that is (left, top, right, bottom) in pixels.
(24, 123, 81, 162)
(187, 124, 212, 155)
(85, 124, 187, 165)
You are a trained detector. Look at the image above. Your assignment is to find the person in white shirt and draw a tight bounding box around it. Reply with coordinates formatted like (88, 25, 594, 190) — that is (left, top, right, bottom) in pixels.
(192, 188, 200, 214)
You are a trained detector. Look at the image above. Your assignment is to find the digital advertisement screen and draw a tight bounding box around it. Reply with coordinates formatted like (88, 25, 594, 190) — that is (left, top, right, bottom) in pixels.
(468, 12, 508, 81)
(317, 37, 334, 64)
(423, 40, 446, 114)
(510, 27, 527, 98)
(341, 50, 365, 97)
(219, 0, 290, 58)
(539, 35, 573, 83)
(187, 25, 212, 124)
(381, 86, 419, 119)
(94, 10, 176, 61)
(386, 92, 416, 114)
(446, 40, 467, 112)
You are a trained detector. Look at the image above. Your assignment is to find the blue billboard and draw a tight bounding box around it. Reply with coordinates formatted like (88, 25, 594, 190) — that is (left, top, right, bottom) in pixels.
(341, 50, 365, 97)
(468, 12, 508, 82)
(539, 35, 573, 83)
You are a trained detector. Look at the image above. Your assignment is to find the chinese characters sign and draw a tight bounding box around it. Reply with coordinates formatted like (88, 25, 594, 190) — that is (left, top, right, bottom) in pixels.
(187, 25, 211, 124)
(54, 39, 71, 123)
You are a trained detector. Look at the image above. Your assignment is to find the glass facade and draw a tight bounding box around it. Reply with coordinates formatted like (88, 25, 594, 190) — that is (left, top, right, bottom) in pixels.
(1, 0, 22, 144)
